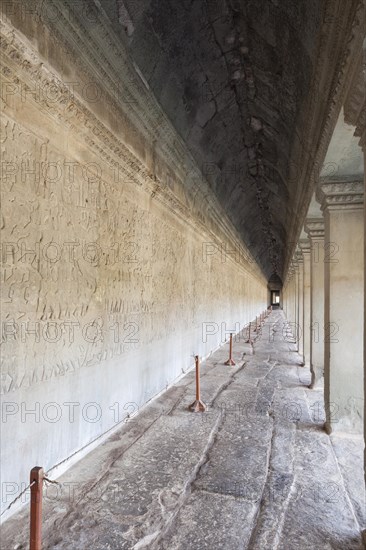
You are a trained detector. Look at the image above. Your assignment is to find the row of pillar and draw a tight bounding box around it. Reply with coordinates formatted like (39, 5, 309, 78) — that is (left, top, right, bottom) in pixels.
(284, 24, 366, 498)
(283, 180, 364, 436)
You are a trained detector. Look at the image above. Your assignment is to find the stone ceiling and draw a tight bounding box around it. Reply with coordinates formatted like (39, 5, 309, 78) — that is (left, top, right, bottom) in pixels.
(101, 0, 362, 279)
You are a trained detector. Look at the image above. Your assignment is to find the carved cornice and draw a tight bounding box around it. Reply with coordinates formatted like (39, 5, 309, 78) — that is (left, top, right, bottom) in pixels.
(344, 26, 366, 147)
(312, 0, 366, 172)
(299, 239, 311, 254)
(318, 180, 364, 210)
(304, 218, 325, 239)
(295, 251, 304, 264)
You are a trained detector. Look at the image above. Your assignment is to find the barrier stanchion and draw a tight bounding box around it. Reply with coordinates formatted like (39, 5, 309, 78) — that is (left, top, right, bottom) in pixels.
(188, 356, 206, 412)
(253, 316, 258, 332)
(225, 333, 236, 366)
(30, 467, 43, 550)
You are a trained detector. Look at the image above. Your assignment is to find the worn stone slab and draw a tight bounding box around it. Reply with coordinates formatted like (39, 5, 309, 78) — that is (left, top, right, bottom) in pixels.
(159, 491, 257, 550)
(46, 414, 221, 549)
(275, 428, 364, 550)
(331, 434, 366, 530)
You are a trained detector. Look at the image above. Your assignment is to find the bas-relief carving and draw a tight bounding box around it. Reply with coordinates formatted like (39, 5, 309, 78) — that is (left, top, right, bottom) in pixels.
(0, 120, 265, 395)
(0, 17, 267, 398)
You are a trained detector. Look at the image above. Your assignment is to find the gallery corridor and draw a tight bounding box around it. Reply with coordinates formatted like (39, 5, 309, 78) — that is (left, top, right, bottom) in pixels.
(2, 311, 364, 549)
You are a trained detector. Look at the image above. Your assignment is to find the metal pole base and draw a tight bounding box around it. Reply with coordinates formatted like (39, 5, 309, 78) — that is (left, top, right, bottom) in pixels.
(188, 399, 206, 412)
(225, 358, 236, 366)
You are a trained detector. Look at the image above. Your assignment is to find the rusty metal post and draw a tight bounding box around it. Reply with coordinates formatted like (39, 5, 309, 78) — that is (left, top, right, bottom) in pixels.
(225, 333, 236, 365)
(253, 316, 258, 332)
(188, 356, 206, 412)
(30, 466, 44, 550)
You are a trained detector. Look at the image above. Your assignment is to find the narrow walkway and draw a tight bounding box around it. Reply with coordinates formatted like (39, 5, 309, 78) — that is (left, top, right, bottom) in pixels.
(2, 311, 365, 549)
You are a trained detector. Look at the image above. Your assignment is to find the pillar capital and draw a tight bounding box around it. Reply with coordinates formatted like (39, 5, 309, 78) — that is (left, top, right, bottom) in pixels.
(295, 250, 304, 264)
(317, 180, 364, 212)
(298, 239, 311, 254)
(304, 218, 325, 239)
(290, 255, 299, 270)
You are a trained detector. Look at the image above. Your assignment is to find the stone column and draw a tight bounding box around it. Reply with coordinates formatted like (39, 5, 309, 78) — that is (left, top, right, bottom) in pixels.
(294, 262, 299, 347)
(319, 181, 364, 434)
(305, 219, 325, 389)
(286, 268, 296, 326)
(299, 239, 311, 369)
(343, 37, 365, 486)
(360, 133, 366, 487)
(296, 250, 304, 362)
(293, 257, 300, 349)
(363, 146, 366, 546)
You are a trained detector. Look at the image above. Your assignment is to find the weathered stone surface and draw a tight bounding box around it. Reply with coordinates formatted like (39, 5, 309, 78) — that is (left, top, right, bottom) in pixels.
(1, 0, 365, 545)
(0, 4, 268, 514)
(1, 312, 364, 549)
(159, 492, 258, 549)
(331, 434, 366, 529)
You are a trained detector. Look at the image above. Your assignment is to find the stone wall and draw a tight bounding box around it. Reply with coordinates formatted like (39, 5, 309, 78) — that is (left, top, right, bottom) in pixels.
(0, 5, 267, 516)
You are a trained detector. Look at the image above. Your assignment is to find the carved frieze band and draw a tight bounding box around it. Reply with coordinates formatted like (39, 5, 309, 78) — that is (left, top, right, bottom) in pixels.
(344, 21, 366, 147)
(318, 180, 364, 210)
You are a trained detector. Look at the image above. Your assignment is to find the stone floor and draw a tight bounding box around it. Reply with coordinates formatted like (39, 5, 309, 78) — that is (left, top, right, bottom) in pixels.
(2, 311, 365, 549)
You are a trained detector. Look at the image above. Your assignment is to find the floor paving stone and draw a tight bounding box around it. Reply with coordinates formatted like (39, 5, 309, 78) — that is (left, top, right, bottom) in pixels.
(1, 311, 364, 549)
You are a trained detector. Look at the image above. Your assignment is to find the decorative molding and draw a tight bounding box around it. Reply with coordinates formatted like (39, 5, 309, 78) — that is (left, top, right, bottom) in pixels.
(304, 218, 325, 239)
(299, 239, 311, 254)
(344, 22, 366, 148)
(318, 180, 364, 210)
(295, 250, 304, 264)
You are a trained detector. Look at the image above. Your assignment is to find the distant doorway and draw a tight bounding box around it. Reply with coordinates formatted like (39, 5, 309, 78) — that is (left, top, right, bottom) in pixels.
(271, 291, 280, 306)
